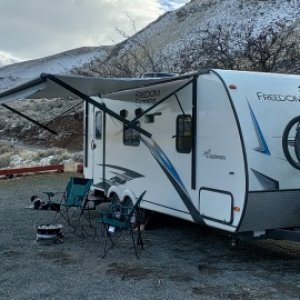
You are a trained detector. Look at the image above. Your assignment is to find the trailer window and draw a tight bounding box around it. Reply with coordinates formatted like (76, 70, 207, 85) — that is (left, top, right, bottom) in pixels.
(95, 111, 102, 139)
(176, 115, 192, 153)
(123, 121, 140, 146)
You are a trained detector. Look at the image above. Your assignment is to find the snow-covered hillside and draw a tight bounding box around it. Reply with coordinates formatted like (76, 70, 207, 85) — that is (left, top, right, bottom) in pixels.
(0, 52, 19, 68)
(73, 0, 300, 76)
(148, 0, 299, 51)
(153, 0, 299, 42)
(0, 0, 299, 90)
(0, 46, 111, 90)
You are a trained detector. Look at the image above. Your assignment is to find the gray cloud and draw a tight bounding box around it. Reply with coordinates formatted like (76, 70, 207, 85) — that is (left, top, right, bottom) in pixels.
(0, 0, 186, 60)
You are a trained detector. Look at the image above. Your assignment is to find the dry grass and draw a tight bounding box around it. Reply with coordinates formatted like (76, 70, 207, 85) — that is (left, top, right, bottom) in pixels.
(0, 142, 82, 170)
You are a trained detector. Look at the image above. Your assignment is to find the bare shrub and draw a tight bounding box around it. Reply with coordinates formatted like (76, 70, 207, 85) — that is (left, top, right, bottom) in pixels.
(184, 22, 300, 73)
(36, 149, 56, 159)
(245, 24, 300, 72)
(71, 152, 83, 163)
(0, 155, 10, 168)
(0, 144, 10, 155)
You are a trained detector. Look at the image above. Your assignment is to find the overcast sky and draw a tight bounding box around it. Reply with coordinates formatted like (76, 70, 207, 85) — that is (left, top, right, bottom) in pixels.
(0, 0, 189, 61)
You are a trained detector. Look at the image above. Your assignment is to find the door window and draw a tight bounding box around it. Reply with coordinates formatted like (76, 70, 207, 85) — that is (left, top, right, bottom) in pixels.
(95, 111, 102, 140)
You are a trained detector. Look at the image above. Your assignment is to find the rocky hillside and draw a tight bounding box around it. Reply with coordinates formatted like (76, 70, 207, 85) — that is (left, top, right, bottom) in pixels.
(0, 46, 111, 90)
(0, 0, 299, 153)
(76, 0, 300, 76)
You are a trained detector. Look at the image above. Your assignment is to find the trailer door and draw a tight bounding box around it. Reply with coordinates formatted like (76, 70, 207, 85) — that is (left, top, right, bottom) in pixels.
(91, 106, 105, 187)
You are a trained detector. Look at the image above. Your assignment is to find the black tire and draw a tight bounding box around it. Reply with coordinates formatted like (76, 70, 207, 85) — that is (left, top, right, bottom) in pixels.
(122, 197, 137, 227)
(282, 116, 300, 170)
(107, 193, 121, 218)
(110, 193, 120, 206)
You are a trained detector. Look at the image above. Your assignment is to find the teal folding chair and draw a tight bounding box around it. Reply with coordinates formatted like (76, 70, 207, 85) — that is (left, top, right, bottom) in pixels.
(98, 191, 146, 259)
(46, 177, 93, 229)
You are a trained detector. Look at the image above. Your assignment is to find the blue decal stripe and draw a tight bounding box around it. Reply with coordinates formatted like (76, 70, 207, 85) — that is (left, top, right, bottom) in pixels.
(141, 136, 203, 224)
(142, 137, 186, 191)
(248, 102, 271, 155)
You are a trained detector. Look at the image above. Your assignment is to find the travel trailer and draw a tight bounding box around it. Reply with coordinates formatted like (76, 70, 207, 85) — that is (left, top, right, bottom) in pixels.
(1, 69, 300, 244)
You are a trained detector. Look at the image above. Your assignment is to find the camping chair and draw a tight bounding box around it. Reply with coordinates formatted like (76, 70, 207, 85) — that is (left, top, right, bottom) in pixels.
(46, 177, 93, 231)
(98, 190, 146, 259)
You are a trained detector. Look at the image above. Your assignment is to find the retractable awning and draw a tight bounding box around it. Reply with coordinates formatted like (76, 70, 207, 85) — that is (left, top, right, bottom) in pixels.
(0, 72, 194, 137)
(0, 73, 190, 104)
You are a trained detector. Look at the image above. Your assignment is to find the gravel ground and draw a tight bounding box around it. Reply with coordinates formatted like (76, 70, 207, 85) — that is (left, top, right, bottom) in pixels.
(1, 173, 300, 300)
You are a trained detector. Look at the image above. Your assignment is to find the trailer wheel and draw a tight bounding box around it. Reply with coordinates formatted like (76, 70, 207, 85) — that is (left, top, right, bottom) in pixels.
(122, 197, 139, 228)
(109, 193, 121, 215)
(282, 116, 300, 170)
(110, 193, 120, 206)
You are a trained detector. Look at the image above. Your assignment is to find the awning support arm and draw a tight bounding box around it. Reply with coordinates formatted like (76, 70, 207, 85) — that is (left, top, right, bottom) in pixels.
(43, 100, 84, 126)
(129, 78, 194, 124)
(1, 103, 57, 135)
(174, 93, 192, 130)
(43, 74, 152, 138)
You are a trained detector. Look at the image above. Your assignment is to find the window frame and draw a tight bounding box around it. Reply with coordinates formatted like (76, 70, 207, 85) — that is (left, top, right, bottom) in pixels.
(176, 114, 192, 153)
(123, 121, 141, 146)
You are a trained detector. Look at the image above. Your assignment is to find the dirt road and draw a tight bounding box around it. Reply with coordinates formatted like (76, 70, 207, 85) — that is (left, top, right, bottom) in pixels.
(1, 173, 300, 299)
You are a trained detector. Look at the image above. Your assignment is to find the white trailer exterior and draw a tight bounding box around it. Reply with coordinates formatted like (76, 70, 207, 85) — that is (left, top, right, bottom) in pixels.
(1, 69, 300, 241)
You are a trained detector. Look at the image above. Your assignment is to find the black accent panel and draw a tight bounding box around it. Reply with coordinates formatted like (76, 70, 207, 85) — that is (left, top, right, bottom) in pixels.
(239, 190, 300, 232)
(100, 164, 144, 179)
(93, 180, 111, 191)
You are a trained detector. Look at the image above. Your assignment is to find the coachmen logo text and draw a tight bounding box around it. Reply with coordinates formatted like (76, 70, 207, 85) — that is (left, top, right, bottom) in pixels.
(136, 89, 160, 105)
(203, 149, 226, 160)
(257, 92, 300, 102)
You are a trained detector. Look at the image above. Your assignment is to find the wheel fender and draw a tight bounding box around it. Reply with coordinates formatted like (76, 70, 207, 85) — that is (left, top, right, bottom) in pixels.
(107, 186, 122, 200)
(120, 189, 136, 203)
